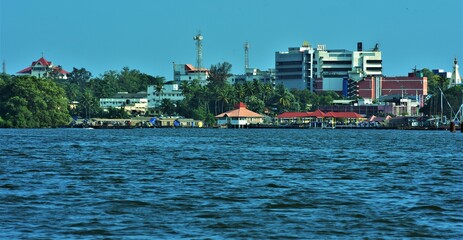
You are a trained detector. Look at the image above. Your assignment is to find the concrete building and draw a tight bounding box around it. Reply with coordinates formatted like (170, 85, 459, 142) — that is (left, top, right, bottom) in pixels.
(315, 42, 382, 94)
(228, 68, 276, 85)
(275, 42, 315, 90)
(147, 81, 184, 109)
(358, 75, 427, 102)
(99, 92, 148, 115)
(17, 56, 69, 79)
(173, 63, 209, 85)
(275, 42, 382, 93)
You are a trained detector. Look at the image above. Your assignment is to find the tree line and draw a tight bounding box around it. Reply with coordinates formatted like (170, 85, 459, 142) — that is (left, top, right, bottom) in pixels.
(1, 62, 461, 128)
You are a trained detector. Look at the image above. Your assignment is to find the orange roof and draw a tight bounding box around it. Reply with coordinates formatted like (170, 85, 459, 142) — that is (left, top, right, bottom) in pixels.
(215, 102, 263, 118)
(309, 109, 326, 118)
(277, 112, 311, 118)
(326, 112, 364, 118)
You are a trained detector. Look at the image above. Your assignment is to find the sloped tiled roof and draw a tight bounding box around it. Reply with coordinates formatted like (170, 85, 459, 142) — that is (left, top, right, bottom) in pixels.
(17, 66, 32, 74)
(309, 109, 326, 118)
(34, 57, 51, 66)
(277, 112, 312, 118)
(326, 112, 364, 118)
(215, 102, 263, 118)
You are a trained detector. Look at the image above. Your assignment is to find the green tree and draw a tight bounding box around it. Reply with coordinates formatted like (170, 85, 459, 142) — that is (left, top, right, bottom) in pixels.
(160, 98, 176, 116)
(153, 76, 165, 109)
(208, 62, 232, 87)
(0, 76, 70, 128)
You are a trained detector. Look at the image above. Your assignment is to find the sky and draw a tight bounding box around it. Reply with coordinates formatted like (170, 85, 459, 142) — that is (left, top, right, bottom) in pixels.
(1, 0, 462, 79)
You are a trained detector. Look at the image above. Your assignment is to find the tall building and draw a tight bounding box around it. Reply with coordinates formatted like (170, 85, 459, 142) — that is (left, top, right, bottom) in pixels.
(275, 42, 315, 90)
(275, 42, 382, 93)
(17, 56, 68, 79)
(314, 42, 382, 95)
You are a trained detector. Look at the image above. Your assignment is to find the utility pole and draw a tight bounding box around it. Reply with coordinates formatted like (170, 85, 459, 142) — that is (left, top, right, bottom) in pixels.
(244, 42, 249, 73)
(193, 32, 203, 71)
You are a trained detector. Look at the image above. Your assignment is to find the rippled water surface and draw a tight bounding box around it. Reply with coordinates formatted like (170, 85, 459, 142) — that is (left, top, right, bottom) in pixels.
(1, 128, 462, 239)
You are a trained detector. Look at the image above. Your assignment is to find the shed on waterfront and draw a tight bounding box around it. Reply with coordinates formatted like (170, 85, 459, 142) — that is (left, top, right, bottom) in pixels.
(215, 102, 263, 128)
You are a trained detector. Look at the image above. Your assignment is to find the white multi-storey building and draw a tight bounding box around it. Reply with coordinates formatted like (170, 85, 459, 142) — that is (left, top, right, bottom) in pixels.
(99, 92, 148, 114)
(275, 42, 315, 90)
(228, 68, 276, 85)
(147, 81, 184, 109)
(173, 63, 209, 85)
(276, 42, 382, 93)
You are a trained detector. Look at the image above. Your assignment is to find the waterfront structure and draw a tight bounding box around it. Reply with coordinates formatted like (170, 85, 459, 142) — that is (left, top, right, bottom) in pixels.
(215, 102, 264, 127)
(277, 109, 365, 127)
(275, 42, 315, 90)
(99, 92, 148, 115)
(17, 56, 68, 79)
(449, 58, 462, 88)
(147, 81, 184, 110)
(156, 117, 203, 128)
(275, 42, 382, 93)
(173, 63, 209, 84)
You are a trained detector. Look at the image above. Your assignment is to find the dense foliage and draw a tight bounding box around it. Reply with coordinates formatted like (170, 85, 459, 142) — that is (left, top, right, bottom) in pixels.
(0, 74, 70, 128)
(3, 62, 460, 128)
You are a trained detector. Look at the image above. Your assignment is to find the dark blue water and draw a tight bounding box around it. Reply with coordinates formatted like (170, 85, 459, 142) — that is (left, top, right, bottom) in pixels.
(1, 128, 462, 239)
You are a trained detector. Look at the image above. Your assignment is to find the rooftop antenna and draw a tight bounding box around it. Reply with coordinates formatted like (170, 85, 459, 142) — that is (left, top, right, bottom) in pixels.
(244, 42, 250, 73)
(193, 32, 203, 71)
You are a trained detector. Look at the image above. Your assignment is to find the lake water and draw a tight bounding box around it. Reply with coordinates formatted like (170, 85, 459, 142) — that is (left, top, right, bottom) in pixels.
(1, 128, 462, 239)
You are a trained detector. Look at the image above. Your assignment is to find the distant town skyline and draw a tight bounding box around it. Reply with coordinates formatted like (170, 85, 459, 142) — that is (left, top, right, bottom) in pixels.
(1, 0, 462, 79)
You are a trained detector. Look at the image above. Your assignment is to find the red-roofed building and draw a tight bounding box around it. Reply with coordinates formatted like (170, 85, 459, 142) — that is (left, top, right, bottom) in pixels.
(277, 109, 365, 127)
(215, 102, 263, 127)
(174, 63, 209, 84)
(17, 56, 69, 79)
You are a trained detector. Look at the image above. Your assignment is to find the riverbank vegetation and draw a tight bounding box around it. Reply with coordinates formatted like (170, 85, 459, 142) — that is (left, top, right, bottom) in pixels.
(1, 63, 461, 128)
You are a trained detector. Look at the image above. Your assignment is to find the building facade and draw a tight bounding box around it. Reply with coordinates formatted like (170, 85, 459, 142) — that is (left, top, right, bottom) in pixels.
(173, 63, 209, 85)
(17, 56, 69, 79)
(358, 75, 427, 102)
(99, 92, 148, 115)
(147, 81, 184, 109)
(275, 42, 382, 93)
(275, 43, 314, 90)
(228, 68, 276, 85)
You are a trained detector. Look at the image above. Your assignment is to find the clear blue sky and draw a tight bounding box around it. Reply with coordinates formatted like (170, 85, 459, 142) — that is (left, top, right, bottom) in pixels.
(1, 0, 462, 79)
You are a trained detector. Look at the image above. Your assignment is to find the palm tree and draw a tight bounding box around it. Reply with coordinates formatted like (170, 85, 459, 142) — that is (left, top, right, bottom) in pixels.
(154, 77, 165, 109)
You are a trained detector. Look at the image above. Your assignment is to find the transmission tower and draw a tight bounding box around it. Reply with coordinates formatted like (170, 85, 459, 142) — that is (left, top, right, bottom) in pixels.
(193, 32, 203, 70)
(244, 42, 250, 73)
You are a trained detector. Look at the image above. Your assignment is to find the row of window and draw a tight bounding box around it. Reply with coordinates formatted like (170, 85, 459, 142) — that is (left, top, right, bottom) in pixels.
(321, 61, 352, 65)
(276, 68, 302, 73)
(276, 75, 303, 79)
(276, 61, 303, 66)
(154, 93, 183, 97)
(366, 60, 382, 64)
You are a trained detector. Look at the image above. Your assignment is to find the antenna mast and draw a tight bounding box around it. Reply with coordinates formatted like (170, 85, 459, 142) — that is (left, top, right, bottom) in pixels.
(244, 42, 250, 73)
(193, 32, 203, 71)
